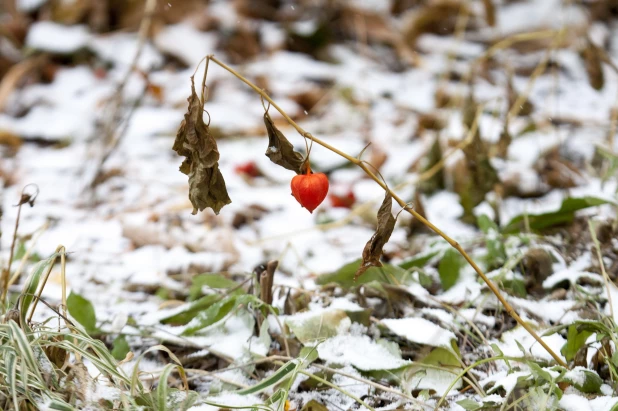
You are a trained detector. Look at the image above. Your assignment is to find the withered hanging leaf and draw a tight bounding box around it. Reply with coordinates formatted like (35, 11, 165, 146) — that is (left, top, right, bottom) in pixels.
(580, 40, 604, 91)
(264, 112, 305, 174)
(355, 193, 396, 280)
(173, 78, 231, 215)
(482, 0, 496, 27)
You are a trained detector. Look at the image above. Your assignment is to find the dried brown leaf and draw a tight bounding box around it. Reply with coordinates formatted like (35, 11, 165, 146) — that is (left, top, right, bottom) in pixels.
(264, 112, 305, 174)
(355, 193, 396, 280)
(173, 78, 231, 215)
(581, 40, 604, 91)
(482, 0, 496, 27)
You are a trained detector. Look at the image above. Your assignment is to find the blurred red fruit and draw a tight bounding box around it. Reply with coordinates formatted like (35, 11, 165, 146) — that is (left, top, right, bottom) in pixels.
(235, 161, 261, 178)
(330, 190, 356, 208)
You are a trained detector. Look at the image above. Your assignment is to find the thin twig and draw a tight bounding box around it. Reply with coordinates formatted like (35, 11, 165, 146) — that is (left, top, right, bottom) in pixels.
(7, 221, 49, 289)
(27, 245, 66, 324)
(589, 220, 614, 320)
(86, 0, 158, 192)
(298, 369, 377, 411)
(206, 55, 567, 367)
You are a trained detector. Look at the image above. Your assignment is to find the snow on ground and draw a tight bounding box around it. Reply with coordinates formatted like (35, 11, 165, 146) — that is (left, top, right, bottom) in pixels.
(2, 0, 618, 409)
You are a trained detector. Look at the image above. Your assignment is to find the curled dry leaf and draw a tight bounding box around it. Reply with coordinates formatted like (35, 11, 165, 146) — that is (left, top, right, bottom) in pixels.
(264, 112, 305, 174)
(355, 192, 396, 280)
(580, 39, 604, 91)
(173, 77, 231, 215)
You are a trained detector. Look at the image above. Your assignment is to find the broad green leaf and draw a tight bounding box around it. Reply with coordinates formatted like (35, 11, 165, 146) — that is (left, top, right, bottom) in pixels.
(528, 362, 553, 383)
(457, 399, 481, 410)
(561, 325, 591, 362)
(160, 294, 222, 325)
(398, 250, 440, 270)
(316, 259, 409, 290)
(66, 292, 97, 333)
(111, 335, 131, 361)
(561, 369, 602, 394)
(421, 347, 461, 368)
(502, 196, 613, 233)
(189, 273, 239, 300)
(182, 295, 262, 336)
(438, 249, 463, 291)
(285, 310, 349, 344)
(299, 346, 319, 364)
(300, 400, 329, 411)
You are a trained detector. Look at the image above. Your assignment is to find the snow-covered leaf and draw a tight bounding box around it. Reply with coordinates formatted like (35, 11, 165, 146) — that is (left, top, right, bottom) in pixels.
(285, 309, 350, 345)
(317, 335, 410, 371)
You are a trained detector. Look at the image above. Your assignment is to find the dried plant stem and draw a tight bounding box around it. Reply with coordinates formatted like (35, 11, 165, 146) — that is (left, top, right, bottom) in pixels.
(87, 0, 158, 191)
(206, 55, 567, 367)
(1, 200, 22, 304)
(27, 245, 67, 323)
(7, 221, 49, 289)
(297, 369, 377, 411)
(589, 220, 614, 320)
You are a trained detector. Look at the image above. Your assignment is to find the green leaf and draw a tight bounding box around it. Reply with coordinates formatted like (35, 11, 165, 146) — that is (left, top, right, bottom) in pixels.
(189, 273, 239, 300)
(477, 214, 506, 268)
(562, 369, 602, 393)
(20, 253, 59, 326)
(286, 310, 349, 344)
(561, 325, 592, 362)
(111, 335, 131, 361)
(300, 400, 329, 411)
(13, 241, 26, 261)
(299, 346, 319, 364)
(6, 351, 18, 410)
(160, 294, 222, 325)
(398, 250, 439, 270)
(438, 249, 463, 291)
(502, 196, 613, 233)
(157, 364, 180, 411)
(528, 362, 553, 383)
(316, 259, 409, 290)
(515, 340, 527, 356)
(457, 399, 482, 410)
(182, 295, 262, 336)
(237, 360, 298, 395)
(421, 347, 461, 368)
(67, 292, 97, 333)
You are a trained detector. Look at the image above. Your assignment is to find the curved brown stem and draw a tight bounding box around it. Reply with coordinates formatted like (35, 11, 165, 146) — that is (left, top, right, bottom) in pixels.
(206, 55, 567, 368)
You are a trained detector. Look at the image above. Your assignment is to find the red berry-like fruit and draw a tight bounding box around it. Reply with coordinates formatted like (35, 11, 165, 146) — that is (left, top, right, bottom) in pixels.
(291, 171, 329, 213)
(235, 161, 261, 178)
(330, 190, 356, 208)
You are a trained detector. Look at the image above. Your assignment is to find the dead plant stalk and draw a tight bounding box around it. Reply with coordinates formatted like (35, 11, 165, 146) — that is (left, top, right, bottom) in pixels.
(202, 55, 567, 368)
